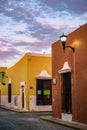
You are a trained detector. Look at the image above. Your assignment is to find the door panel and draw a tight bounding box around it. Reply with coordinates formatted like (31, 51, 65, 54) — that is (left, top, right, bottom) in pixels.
(62, 72, 72, 114)
(43, 80, 52, 105)
(22, 87, 24, 108)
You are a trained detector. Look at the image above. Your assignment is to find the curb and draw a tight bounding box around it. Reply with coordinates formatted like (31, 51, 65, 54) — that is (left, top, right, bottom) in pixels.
(0, 105, 52, 114)
(40, 116, 87, 130)
(0, 105, 25, 113)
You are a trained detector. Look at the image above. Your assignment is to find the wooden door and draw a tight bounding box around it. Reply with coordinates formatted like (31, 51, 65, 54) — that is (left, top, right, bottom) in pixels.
(62, 72, 72, 114)
(43, 80, 52, 105)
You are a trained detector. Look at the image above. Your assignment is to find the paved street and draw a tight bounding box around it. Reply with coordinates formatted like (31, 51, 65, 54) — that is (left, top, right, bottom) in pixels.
(0, 107, 76, 130)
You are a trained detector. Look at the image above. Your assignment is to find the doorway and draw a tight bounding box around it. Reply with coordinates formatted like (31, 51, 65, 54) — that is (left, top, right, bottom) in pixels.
(61, 72, 72, 114)
(21, 86, 24, 109)
(36, 79, 52, 105)
(0, 90, 1, 104)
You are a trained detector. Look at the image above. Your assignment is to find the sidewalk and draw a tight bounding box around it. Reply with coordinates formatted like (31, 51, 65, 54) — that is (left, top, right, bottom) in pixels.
(40, 116, 87, 130)
(0, 105, 27, 113)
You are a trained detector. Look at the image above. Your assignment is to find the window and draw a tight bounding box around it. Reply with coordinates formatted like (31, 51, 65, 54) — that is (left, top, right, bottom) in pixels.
(36, 79, 52, 105)
(8, 83, 11, 103)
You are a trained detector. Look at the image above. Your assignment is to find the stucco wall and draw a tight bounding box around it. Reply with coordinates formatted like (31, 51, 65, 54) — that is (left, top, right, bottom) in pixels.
(1, 53, 52, 112)
(52, 23, 87, 124)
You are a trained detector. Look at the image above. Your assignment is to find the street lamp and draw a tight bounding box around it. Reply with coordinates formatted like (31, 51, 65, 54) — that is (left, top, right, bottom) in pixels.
(60, 33, 75, 52)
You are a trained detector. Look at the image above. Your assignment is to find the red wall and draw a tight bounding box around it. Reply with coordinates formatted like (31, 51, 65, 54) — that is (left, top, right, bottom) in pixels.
(52, 23, 87, 124)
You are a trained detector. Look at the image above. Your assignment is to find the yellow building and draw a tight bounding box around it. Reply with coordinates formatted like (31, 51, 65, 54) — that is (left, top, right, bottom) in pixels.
(1, 53, 52, 111)
(0, 67, 7, 104)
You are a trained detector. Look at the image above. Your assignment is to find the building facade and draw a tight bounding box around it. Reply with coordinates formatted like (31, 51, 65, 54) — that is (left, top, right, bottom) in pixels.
(52, 24, 87, 124)
(0, 67, 7, 105)
(1, 53, 52, 111)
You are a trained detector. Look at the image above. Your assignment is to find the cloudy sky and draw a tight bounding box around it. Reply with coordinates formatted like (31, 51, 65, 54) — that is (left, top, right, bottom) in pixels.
(0, 0, 87, 67)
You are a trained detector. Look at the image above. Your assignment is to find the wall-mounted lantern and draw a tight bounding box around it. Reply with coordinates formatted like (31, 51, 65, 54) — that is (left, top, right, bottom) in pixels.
(60, 33, 75, 52)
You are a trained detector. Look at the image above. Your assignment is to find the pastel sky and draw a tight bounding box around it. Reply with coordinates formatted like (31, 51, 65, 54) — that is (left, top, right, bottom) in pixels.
(0, 0, 87, 67)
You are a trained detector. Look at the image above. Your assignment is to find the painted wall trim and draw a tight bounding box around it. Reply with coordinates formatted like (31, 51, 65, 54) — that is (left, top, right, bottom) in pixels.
(58, 61, 71, 74)
(36, 70, 52, 79)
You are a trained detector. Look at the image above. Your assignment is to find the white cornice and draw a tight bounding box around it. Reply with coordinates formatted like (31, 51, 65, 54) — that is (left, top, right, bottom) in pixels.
(36, 70, 52, 79)
(58, 61, 71, 74)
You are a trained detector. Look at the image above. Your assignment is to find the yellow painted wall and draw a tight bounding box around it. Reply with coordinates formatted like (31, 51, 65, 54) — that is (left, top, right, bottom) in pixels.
(28, 54, 52, 95)
(1, 53, 52, 110)
(27, 53, 52, 110)
(1, 54, 27, 95)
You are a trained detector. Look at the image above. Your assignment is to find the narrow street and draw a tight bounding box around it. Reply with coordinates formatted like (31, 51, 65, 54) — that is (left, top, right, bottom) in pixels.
(0, 107, 76, 130)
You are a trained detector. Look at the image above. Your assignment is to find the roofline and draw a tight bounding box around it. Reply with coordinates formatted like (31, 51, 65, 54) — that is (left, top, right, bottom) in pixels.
(27, 52, 51, 57)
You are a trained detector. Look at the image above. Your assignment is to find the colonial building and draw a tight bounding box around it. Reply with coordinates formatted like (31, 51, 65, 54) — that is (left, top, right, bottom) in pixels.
(52, 23, 87, 124)
(0, 67, 7, 104)
(1, 53, 52, 111)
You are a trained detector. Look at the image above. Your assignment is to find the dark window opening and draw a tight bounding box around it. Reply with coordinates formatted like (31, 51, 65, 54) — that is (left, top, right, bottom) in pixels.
(36, 79, 52, 105)
(8, 83, 11, 103)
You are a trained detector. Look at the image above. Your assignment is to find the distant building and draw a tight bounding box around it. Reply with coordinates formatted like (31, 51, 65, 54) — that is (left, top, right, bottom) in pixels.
(1, 53, 52, 111)
(0, 67, 7, 104)
(52, 23, 87, 124)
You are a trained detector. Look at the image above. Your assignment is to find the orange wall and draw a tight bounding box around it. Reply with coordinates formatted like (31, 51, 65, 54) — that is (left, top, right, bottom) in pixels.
(52, 23, 87, 124)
